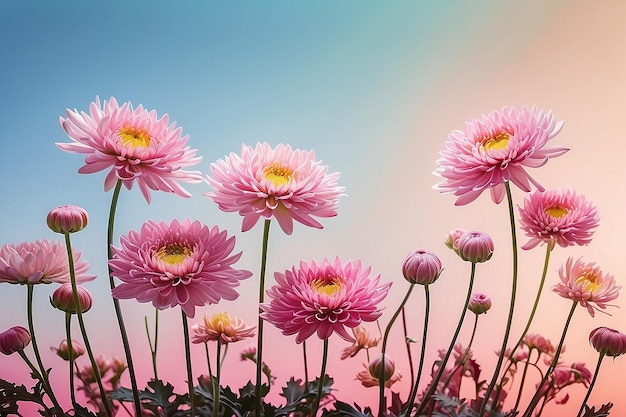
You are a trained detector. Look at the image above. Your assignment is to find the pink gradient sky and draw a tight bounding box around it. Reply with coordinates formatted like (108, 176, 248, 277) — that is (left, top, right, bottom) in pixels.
(1, 1, 626, 416)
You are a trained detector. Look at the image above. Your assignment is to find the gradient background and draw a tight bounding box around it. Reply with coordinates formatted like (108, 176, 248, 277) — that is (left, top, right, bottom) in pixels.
(1, 1, 625, 415)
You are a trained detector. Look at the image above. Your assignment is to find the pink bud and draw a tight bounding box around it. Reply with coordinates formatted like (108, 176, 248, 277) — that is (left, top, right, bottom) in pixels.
(50, 283, 93, 314)
(368, 355, 396, 383)
(589, 327, 626, 357)
(51, 339, 86, 360)
(467, 293, 492, 314)
(47, 205, 89, 234)
(444, 228, 466, 251)
(402, 249, 443, 285)
(456, 231, 494, 263)
(0, 326, 31, 355)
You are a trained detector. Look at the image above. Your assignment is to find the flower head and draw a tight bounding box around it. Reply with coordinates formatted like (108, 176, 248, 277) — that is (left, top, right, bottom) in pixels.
(522, 333, 555, 356)
(50, 283, 93, 314)
(444, 228, 466, 252)
(434, 106, 567, 205)
(0, 326, 31, 355)
(552, 258, 620, 317)
(51, 339, 86, 360)
(110, 219, 252, 318)
(47, 205, 89, 234)
(340, 325, 380, 360)
(518, 189, 599, 250)
(205, 142, 345, 235)
(0, 240, 95, 285)
(356, 355, 402, 388)
(57, 97, 202, 203)
(192, 311, 255, 344)
(467, 293, 491, 314)
(589, 327, 626, 357)
(402, 249, 443, 285)
(455, 231, 494, 263)
(260, 257, 391, 343)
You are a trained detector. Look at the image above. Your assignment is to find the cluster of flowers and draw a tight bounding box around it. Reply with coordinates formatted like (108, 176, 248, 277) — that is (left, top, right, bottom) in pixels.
(0, 97, 624, 417)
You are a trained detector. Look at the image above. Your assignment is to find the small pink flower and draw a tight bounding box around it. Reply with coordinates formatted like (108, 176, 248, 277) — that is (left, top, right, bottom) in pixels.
(518, 189, 599, 250)
(434, 106, 567, 205)
(57, 97, 203, 203)
(205, 142, 345, 235)
(455, 231, 494, 263)
(191, 312, 255, 344)
(402, 249, 443, 285)
(340, 325, 380, 360)
(51, 339, 86, 360)
(552, 257, 620, 317)
(47, 205, 89, 234)
(356, 355, 402, 388)
(110, 219, 252, 318)
(444, 228, 466, 252)
(50, 283, 93, 314)
(467, 293, 491, 314)
(0, 326, 31, 355)
(260, 257, 391, 343)
(0, 240, 95, 285)
(523, 333, 555, 355)
(589, 327, 626, 357)
(240, 345, 257, 362)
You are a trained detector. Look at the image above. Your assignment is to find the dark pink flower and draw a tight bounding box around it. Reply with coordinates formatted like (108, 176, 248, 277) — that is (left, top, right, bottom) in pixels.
(589, 327, 626, 357)
(456, 231, 494, 263)
(110, 219, 252, 318)
(191, 311, 255, 345)
(518, 189, 599, 250)
(50, 283, 93, 314)
(57, 97, 202, 203)
(260, 257, 391, 343)
(47, 205, 89, 234)
(435, 106, 568, 205)
(0, 326, 31, 355)
(205, 142, 345, 235)
(552, 257, 620, 317)
(402, 249, 443, 285)
(0, 240, 95, 285)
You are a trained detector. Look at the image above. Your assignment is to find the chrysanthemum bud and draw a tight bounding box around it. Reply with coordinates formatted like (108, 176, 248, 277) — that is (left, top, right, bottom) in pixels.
(444, 228, 466, 252)
(47, 205, 89, 234)
(402, 249, 443, 285)
(456, 231, 494, 263)
(50, 283, 93, 314)
(368, 354, 396, 383)
(51, 339, 86, 360)
(589, 327, 626, 357)
(0, 326, 31, 355)
(467, 293, 492, 314)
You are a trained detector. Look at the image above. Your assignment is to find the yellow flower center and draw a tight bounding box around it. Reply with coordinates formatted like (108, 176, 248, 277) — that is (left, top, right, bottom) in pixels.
(545, 205, 569, 218)
(118, 126, 151, 148)
(311, 277, 343, 297)
(156, 244, 192, 265)
(206, 312, 231, 332)
(481, 132, 510, 152)
(263, 162, 294, 186)
(576, 272, 601, 293)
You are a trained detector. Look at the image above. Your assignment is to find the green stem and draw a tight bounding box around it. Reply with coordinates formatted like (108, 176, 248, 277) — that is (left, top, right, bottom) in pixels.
(401, 307, 415, 386)
(576, 352, 605, 417)
(379, 284, 415, 417)
(204, 342, 213, 377)
(255, 219, 272, 417)
(479, 181, 519, 416)
(521, 301, 577, 417)
(65, 313, 77, 408)
(181, 310, 195, 417)
(404, 285, 430, 417)
(16, 350, 57, 413)
(440, 313, 479, 397)
(513, 350, 535, 411)
(64, 232, 112, 417)
(412, 263, 476, 417)
(303, 340, 309, 387)
(26, 284, 64, 415)
(107, 180, 142, 416)
(213, 340, 222, 417)
(311, 338, 329, 417)
(144, 308, 159, 380)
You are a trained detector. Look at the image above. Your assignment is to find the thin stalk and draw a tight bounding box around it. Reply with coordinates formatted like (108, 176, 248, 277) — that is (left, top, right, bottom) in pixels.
(512, 350, 535, 411)
(440, 313, 479, 397)
(412, 263, 476, 417)
(255, 219, 272, 417)
(26, 284, 64, 415)
(213, 340, 222, 417)
(521, 301, 577, 417)
(311, 338, 329, 417)
(576, 352, 605, 417)
(107, 180, 142, 416)
(204, 342, 213, 377)
(401, 307, 415, 386)
(404, 284, 430, 417)
(17, 350, 58, 414)
(65, 313, 77, 408)
(181, 310, 195, 417)
(64, 232, 112, 417)
(379, 284, 416, 417)
(144, 308, 160, 380)
(479, 182, 519, 417)
(303, 340, 309, 387)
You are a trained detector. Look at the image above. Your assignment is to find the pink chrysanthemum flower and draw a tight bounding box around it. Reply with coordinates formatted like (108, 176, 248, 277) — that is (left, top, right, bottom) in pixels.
(205, 142, 345, 235)
(518, 189, 599, 250)
(0, 240, 95, 285)
(109, 219, 252, 318)
(57, 97, 203, 203)
(260, 257, 391, 343)
(434, 106, 568, 205)
(340, 325, 380, 360)
(191, 311, 255, 345)
(552, 257, 620, 317)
